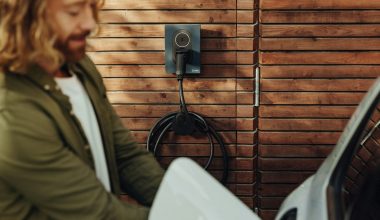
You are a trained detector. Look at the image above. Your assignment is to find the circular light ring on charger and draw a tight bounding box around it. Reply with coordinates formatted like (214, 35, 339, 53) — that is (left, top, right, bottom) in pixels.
(174, 31, 191, 48)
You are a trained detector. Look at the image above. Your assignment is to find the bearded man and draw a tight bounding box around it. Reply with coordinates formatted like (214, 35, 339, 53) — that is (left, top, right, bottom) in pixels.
(0, 0, 164, 219)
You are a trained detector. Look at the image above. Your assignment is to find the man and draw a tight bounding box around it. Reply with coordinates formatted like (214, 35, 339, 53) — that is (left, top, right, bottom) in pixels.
(0, 0, 164, 219)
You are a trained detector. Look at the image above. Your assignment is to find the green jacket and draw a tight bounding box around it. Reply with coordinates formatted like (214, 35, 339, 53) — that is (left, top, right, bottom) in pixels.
(0, 56, 164, 220)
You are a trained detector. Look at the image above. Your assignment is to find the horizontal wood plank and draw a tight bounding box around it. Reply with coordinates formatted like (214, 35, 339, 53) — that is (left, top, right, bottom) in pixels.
(260, 66, 380, 79)
(259, 197, 285, 209)
(260, 10, 380, 24)
(108, 91, 237, 104)
(238, 0, 256, 10)
(260, 171, 314, 184)
(123, 118, 255, 131)
(114, 104, 237, 118)
(259, 184, 298, 197)
(260, 0, 380, 10)
(88, 52, 240, 64)
(104, 78, 236, 91)
(259, 118, 348, 131)
(259, 210, 277, 220)
(259, 132, 341, 144)
(88, 38, 257, 51)
(103, 0, 237, 9)
(97, 65, 239, 78)
(100, 10, 237, 23)
(259, 106, 356, 118)
(152, 144, 237, 157)
(260, 52, 380, 65)
(260, 25, 380, 37)
(261, 92, 364, 105)
(260, 38, 380, 51)
(131, 130, 237, 144)
(259, 145, 333, 158)
(259, 158, 324, 171)
(237, 24, 257, 37)
(96, 24, 237, 38)
(261, 79, 374, 92)
(121, 118, 238, 131)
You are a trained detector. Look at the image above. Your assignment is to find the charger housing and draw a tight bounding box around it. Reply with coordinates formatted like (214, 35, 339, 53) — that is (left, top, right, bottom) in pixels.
(165, 24, 201, 75)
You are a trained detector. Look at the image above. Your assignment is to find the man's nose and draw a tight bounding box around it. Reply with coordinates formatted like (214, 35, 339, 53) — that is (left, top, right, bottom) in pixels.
(80, 6, 96, 32)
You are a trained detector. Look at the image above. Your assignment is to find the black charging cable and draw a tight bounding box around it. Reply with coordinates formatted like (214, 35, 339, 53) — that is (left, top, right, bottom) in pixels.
(146, 49, 229, 184)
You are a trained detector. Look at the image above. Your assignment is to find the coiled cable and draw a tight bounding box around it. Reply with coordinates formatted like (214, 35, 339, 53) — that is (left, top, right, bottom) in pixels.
(146, 72, 229, 184)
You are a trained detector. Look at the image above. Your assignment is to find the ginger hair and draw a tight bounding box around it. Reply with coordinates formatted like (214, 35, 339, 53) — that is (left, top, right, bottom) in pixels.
(0, 0, 103, 73)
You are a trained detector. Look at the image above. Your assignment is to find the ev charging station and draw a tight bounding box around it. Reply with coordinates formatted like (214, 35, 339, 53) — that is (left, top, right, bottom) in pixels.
(164, 24, 201, 75)
(147, 24, 229, 185)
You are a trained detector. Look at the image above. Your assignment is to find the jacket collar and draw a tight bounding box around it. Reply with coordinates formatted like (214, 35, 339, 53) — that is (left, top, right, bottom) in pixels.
(23, 62, 83, 113)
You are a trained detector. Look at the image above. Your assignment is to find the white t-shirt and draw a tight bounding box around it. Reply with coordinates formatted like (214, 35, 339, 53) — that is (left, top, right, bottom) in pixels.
(55, 73, 111, 192)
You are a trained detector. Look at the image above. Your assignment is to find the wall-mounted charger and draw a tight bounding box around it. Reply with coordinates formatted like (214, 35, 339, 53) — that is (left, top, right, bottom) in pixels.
(165, 24, 201, 75)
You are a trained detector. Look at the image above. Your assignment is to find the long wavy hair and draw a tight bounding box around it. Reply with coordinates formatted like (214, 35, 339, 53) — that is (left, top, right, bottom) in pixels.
(0, 0, 103, 73)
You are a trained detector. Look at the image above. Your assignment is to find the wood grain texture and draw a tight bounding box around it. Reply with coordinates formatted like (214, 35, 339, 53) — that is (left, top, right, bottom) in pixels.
(260, 52, 380, 65)
(261, 92, 364, 105)
(258, 118, 348, 131)
(260, 66, 380, 79)
(261, 79, 374, 92)
(259, 132, 341, 145)
(260, 10, 380, 24)
(259, 1, 379, 218)
(103, 0, 237, 9)
(259, 145, 333, 158)
(260, 38, 380, 51)
(94, 0, 258, 217)
(96, 24, 238, 37)
(260, 25, 380, 37)
(107, 91, 237, 104)
(259, 106, 356, 118)
(260, 0, 380, 9)
(114, 104, 238, 117)
(97, 65, 239, 78)
(100, 10, 238, 23)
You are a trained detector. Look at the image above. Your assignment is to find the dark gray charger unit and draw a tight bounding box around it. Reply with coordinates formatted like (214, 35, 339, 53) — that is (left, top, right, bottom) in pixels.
(165, 24, 201, 75)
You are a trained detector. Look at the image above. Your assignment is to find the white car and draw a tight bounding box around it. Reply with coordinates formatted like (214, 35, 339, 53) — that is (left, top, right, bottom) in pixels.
(149, 77, 380, 220)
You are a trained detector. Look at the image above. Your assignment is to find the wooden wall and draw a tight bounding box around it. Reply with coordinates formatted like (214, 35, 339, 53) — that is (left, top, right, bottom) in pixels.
(259, 0, 380, 219)
(89, 0, 259, 209)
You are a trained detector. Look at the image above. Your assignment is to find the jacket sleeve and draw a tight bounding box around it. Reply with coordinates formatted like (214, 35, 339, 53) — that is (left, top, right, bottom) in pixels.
(106, 97, 165, 206)
(0, 102, 149, 220)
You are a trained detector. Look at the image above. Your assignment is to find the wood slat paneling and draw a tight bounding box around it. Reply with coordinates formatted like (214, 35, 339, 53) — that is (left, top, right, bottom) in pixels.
(259, 106, 356, 118)
(260, 66, 380, 79)
(97, 24, 237, 38)
(260, 38, 380, 51)
(260, 25, 380, 37)
(261, 79, 373, 92)
(260, 52, 380, 65)
(259, 145, 333, 158)
(259, 1, 379, 218)
(93, 0, 259, 211)
(259, 132, 341, 145)
(104, 78, 237, 91)
(260, 0, 380, 10)
(261, 92, 364, 105)
(260, 10, 380, 24)
(97, 65, 237, 78)
(88, 38, 257, 51)
(107, 91, 237, 104)
(100, 10, 238, 23)
(103, 0, 237, 10)
(114, 105, 237, 118)
(259, 118, 348, 131)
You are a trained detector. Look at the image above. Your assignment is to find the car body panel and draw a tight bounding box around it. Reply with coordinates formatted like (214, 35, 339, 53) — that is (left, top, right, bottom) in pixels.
(150, 77, 380, 220)
(149, 157, 260, 220)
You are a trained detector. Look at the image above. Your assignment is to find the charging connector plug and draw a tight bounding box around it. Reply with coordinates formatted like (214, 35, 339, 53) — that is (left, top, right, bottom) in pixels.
(175, 49, 189, 78)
